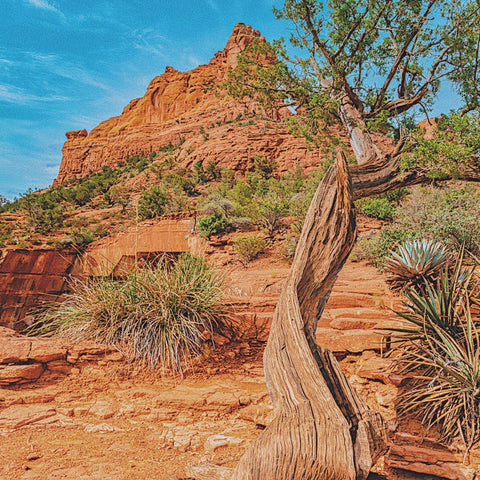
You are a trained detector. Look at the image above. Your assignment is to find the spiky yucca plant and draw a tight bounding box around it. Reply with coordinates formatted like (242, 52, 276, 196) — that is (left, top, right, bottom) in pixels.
(397, 302, 480, 454)
(27, 253, 228, 375)
(392, 255, 475, 346)
(385, 239, 449, 291)
(388, 251, 480, 453)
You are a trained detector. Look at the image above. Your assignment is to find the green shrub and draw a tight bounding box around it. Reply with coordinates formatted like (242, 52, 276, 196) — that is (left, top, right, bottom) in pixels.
(138, 186, 170, 220)
(69, 227, 96, 246)
(193, 161, 207, 184)
(395, 185, 480, 255)
(20, 192, 64, 234)
(280, 234, 299, 259)
(356, 188, 407, 220)
(0, 222, 13, 245)
(221, 169, 237, 188)
(26, 253, 227, 374)
(356, 196, 396, 220)
(69, 224, 107, 247)
(104, 185, 130, 212)
(233, 234, 266, 263)
(360, 227, 416, 269)
(199, 126, 209, 142)
(257, 194, 289, 236)
(165, 171, 196, 196)
(205, 161, 221, 181)
(253, 155, 278, 179)
(198, 212, 227, 239)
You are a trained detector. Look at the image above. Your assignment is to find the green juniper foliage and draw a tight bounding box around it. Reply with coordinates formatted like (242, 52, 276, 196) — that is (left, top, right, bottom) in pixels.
(226, 0, 480, 176)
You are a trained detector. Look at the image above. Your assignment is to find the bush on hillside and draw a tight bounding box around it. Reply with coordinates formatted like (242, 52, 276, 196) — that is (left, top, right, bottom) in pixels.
(395, 185, 480, 255)
(138, 185, 170, 220)
(233, 234, 267, 264)
(253, 155, 278, 179)
(359, 227, 416, 270)
(20, 191, 64, 234)
(356, 197, 396, 220)
(198, 212, 227, 239)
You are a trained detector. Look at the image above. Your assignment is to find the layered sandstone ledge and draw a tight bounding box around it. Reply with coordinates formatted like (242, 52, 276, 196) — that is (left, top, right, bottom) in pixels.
(0, 327, 123, 387)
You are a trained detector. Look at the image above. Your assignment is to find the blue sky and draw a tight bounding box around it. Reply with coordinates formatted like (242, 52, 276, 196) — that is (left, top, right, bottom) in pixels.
(0, 0, 289, 199)
(0, 1, 461, 200)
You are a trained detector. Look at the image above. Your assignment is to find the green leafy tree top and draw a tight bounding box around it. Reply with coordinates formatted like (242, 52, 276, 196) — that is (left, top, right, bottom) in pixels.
(226, 0, 480, 182)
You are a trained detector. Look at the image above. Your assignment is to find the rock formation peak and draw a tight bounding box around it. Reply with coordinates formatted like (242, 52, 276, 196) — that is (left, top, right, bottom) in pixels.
(54, 23, 267, 184)
(54, 23, 317, 185)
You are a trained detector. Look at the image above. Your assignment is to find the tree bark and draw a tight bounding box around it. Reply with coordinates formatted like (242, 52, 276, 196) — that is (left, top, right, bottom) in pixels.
(339, 97, 382, 165)
(227, 151, 387, 480)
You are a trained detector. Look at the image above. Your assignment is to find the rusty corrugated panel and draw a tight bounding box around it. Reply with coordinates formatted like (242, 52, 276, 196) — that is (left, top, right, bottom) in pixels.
(0, 248, 77, 329)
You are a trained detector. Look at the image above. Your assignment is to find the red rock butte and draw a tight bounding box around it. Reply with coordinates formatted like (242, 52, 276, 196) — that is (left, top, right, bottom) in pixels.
(55, 23, 322, 185)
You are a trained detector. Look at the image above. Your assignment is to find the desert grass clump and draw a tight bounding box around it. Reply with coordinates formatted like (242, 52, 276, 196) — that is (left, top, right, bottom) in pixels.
(233, 234, 267, 265)
(27, 253, 227, 374)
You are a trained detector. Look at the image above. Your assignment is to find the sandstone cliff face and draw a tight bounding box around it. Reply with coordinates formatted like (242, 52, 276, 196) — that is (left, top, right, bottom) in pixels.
(55, 23, 322, 184)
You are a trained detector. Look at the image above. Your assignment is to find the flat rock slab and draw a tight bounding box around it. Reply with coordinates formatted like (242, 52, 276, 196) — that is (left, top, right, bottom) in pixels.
(387, 442, 476, 480)
(0, 404, 56, 429)
(67, 341, 116, 362)
(316, 328, 385, 354)
(0, 363, 44, 386)
(0, 330, 67, 365)
(29, 340, 67, 363)
(0, 338, 32, 364)
(0, 327, 19, 337)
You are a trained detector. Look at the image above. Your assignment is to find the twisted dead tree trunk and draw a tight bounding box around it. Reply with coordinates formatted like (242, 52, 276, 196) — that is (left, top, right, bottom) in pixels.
(227, 151, 386, 480)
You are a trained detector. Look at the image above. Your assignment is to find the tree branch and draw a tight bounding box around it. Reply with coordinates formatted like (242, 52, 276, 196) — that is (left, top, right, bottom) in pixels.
(302, 3, 364, 111)
(371, 0, 437, 113)
(350, 152, 480, 200)
(332, 1, 373, 61)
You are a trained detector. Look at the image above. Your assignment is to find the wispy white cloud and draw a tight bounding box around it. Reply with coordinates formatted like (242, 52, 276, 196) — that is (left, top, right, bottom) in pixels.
(26, 0, 58, 12)
(132, 29, 169, 60)
(24, 0, 66, 22)
(205, 0, 220, 12)
(0, 49, 112, 93)
(0, 84, 69, 104)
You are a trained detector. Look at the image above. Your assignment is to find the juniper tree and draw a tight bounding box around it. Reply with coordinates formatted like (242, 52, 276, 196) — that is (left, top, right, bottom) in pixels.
(192, 2, 480, 479)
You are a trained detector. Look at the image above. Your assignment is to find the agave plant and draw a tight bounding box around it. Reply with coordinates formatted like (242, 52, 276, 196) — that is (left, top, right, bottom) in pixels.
(384, 238, 449, 291)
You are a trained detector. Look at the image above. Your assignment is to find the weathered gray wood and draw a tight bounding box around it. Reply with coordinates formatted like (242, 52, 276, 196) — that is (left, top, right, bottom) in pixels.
(227, 151, 387, 480)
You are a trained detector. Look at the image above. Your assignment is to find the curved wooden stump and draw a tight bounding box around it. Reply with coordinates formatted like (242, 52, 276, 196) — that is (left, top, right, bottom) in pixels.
(231, 151, 387, 480)
(188, 151, 387, 480)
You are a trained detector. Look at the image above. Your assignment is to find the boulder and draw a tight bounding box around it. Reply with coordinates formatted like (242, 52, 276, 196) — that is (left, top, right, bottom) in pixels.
(28, 339, 67, 363)
(0, 363, 44, 386)
(0, 338, 31, 364)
